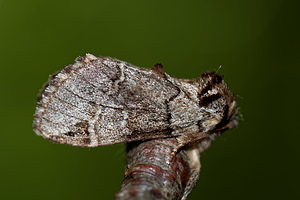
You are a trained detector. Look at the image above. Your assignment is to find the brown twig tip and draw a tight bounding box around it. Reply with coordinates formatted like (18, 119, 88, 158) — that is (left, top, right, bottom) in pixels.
(115, 137, 210, 200)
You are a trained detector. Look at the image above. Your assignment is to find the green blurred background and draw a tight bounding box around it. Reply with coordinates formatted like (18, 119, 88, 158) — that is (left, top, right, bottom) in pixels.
(0, 0, 298, 199)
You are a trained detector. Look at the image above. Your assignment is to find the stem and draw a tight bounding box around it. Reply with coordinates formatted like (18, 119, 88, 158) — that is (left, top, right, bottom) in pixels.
(115, 138, 212, 200)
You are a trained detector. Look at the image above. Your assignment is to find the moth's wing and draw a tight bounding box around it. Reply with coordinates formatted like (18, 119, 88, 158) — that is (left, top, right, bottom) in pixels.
(33, 54, 180, 147)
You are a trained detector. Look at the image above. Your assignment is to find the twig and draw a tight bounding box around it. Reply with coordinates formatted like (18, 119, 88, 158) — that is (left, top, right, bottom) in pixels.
(115, 137, 212, 200)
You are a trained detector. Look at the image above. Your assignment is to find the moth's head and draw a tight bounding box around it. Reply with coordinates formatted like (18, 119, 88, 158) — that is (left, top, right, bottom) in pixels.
(195, 72, 238, 133)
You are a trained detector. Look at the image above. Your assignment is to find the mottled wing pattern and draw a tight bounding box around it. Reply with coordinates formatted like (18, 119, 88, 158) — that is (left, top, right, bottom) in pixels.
(33, 54, 179, 147)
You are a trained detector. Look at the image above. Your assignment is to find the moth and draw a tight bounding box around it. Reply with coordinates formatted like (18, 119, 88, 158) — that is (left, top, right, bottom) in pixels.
(33, 54, 238, 163)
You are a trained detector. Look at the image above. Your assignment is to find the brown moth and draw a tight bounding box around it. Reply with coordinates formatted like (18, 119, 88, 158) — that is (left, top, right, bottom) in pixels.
(33, 54, 238, 163)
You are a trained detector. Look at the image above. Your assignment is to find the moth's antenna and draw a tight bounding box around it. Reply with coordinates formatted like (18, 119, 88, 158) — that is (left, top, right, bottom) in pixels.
(216, 65, 222, 73)
(236, 94, 244, 99)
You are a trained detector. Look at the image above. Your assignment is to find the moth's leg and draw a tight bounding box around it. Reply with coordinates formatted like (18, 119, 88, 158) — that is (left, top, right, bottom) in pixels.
(167, 132, 207, 164)
(181, 144, 201, 200)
